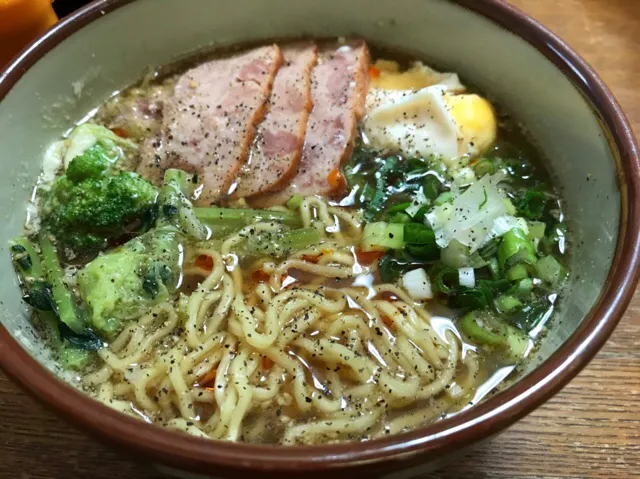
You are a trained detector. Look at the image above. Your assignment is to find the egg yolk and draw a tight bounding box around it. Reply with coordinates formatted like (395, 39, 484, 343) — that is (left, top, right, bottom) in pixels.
(445, 94, 497, 157)
(370, 60, 438, 91)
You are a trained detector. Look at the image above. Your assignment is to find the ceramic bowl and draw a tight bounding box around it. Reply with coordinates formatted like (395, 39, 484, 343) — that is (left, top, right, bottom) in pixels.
(1, 0, 639, 477)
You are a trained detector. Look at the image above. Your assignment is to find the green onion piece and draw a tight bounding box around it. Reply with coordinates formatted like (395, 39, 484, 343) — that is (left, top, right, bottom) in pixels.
(498, 228, 537, 269)
(495, 295, 523, 313)
(487, 257, 500, 280)
(515, 190, 548, 220)
(40, 235, 85, 334)
(506, 263, 529, 281)
(406, 243, 440, 261)
(473, 159, 496, 177)
(411, 204, 431, 223)
(440, 239, 470, 269)
(527, 221, 546, 240)
(422, 175, 441, 201)
(195, 207, 302, 229)
(434, 192, 453, 206)
(286, 194, 304, 210)
(512, 278, 534, 296)
(459, 312, 506, 346)
(403, 223, 436, 244)
(361, 222, 405, 251)
(59, 345, 92, 370)
(389, 212, 412, 224)
(385, 202, 412, 215)
(535, 255, 567, 285)
(359, 183, 377, 203)
(502, 198, 517, 215)
(435, 267, 459, 294)
(378, 254, 411, 282)
(478, 238, 500, 260)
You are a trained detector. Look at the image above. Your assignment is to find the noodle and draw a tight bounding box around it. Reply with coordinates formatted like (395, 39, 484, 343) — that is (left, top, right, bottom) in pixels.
(83, 197, 480, 444)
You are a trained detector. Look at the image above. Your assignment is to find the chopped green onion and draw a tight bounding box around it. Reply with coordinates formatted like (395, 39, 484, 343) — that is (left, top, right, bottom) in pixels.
(515, 190, 548, 220)
(422, 175, 441, 201)
(459, 312, 506, 346)
(434, 192, 453, 206)
(478, 238, 499, 260)
(361, 222, 404, 251)
(498, 228, 537, 269)
(389, 212, 412, 224)
(527, 221, 546, 240)
(506, 263, 529, 281)
(487, 257, 500, 280)
(378, 254, 412, 283)
(535, 255, 567, 285)
(385, 202, 412, 215)
(403, 223, 436, 244)
(286, 194, 304, 210)
(495, 295, 523, 313)
(473, 159, 496, 177)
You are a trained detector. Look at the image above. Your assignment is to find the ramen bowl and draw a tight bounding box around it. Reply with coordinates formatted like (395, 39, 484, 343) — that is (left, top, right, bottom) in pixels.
(0, 0, 638, 477)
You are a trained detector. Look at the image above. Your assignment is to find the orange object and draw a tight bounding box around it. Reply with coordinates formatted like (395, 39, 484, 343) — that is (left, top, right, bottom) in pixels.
(194, 254, 214, 272)
(0, 0, 57, 69)
(368, 66, 380, 78)
(251, 269, 270, 283)
(261, 356, 274, 370)
(195, 368, 217, 389)
(355, 249, 386, 266)
(327, 168, 346, 192)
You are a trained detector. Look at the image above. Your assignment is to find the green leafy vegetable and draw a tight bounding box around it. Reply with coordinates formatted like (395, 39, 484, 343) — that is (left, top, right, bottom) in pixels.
(514, 190, 548, 220)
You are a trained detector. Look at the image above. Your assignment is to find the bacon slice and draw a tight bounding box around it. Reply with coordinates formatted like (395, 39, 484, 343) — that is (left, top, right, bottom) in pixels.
(230, 44, 318, 199)
(137, 45, 282, 204)
(253, 41, 370, 207)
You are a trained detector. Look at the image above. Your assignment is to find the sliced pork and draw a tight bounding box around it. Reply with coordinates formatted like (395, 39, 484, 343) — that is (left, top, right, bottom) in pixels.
(230, 44, 318, 199)
(253, 41, 370, 207)
(137, 45, 283, 204)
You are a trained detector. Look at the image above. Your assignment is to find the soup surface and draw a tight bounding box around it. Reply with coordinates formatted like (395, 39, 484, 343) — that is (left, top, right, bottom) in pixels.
(10, 39, 568, 445)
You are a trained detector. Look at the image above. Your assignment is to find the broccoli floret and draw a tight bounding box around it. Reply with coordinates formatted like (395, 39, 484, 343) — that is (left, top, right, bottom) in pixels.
(77, 227, 180, 336)
(65, 144, 112, 182)
(42, 146, 158, 254)
(76, 169, 204, 337)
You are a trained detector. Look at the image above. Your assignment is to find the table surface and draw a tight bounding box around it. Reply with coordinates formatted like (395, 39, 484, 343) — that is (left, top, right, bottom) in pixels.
(2, 1, 640, 478)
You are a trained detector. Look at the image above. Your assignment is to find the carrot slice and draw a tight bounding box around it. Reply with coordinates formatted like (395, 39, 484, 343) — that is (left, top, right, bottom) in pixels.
(328, 168, 346, 192)
(355, 249, 386, 266)
(195, 254, 214, 272)
(252, 269, 271, 283)
(369, 66, 381, 78)
(196, 368, 217, 388)
(110, 127, 129, 138)
(262, 357, 275, 370)
(379, 291, 400, 302)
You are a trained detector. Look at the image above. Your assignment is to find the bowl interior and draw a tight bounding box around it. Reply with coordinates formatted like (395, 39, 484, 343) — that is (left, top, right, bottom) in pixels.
(0, 0, 620, 428)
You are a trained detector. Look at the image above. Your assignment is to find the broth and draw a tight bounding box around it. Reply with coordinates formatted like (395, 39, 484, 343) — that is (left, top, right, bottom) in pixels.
(11, 39, 568, 445)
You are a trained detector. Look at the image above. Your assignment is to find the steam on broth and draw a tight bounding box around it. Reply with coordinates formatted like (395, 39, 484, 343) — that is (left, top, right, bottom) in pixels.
(10, 39, 568, 445)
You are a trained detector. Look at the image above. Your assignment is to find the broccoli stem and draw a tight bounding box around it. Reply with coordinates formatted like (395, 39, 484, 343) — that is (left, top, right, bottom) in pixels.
(40, 235, 85, 334)
(194, 208, 303, 229)
(158, 169, 207, 240)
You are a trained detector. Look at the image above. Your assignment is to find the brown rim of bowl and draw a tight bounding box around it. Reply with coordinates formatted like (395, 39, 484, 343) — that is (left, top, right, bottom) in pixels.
(1, 0, 639, 474)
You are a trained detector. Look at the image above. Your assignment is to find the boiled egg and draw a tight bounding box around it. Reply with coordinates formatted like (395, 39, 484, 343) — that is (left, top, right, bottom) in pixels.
(364, 69, 497, 167)
(370, 59, 465, 93)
